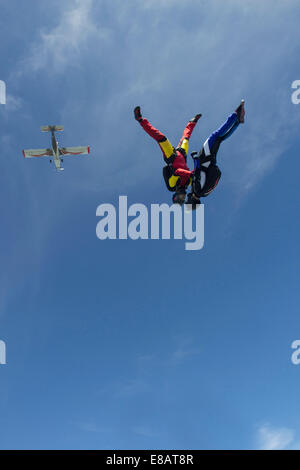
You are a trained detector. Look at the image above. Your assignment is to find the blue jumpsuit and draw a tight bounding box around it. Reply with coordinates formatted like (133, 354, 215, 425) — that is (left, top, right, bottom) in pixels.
(194, 112, 240, 188)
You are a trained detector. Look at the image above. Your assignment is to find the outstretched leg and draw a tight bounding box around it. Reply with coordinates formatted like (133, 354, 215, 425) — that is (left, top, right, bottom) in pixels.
(177, 114, 202, 156)
(203, 100, 245, 157)
(134, 106, 174, 160)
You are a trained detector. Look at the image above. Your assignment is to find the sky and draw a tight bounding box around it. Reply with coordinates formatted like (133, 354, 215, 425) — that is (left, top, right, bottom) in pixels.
(0, 0, 300, 450)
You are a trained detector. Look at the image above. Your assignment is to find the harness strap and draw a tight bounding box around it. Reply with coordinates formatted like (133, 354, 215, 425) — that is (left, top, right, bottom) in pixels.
(163, 147, 191, 192)
(191, 149, 216, 170)
(175, 146, 187, 160)
(191, 149, 220, 198)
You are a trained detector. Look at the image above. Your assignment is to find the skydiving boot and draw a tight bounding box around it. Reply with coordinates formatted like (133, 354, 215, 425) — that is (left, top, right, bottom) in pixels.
(235, 99, 245, 123)
(134, 106, 143, 122)
(190, 113, 202, 123)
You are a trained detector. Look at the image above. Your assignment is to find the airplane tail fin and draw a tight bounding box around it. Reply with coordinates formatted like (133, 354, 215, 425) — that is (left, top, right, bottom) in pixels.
(41, 125, 64, 132)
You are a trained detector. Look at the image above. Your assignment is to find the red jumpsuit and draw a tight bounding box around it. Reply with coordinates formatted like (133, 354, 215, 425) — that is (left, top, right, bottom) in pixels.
(139, 118, 198, 189)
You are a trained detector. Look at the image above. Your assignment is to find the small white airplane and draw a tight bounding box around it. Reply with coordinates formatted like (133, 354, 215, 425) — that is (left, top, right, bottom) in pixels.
(23, 125, 90, 171)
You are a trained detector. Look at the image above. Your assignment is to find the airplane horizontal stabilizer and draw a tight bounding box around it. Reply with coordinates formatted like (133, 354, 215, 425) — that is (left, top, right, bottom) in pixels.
(41, 125, 64, 132)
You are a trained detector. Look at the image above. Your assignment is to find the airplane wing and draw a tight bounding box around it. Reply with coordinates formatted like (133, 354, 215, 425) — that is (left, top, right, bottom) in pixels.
(23, 148, 53, 158)
(59, 146, 90, 156)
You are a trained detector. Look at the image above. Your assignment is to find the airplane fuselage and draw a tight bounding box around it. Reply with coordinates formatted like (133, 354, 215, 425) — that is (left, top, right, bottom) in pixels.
(50, 130, 63, 170)
(51, 131, 59, 156)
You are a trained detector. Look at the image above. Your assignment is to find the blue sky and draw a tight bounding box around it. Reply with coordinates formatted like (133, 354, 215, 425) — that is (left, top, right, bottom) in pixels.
(0, 0, 300, 450)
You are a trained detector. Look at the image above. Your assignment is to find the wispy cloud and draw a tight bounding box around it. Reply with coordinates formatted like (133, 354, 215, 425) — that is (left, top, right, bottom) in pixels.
(257, 424, 295, 450)
(15, 0, 110, 75)
(132, 425, 162, 439)
(170, 346, 201, 363)
(4, 94, 23, 112)
(136, 336, 201, 369)
(75, 421, 112, 434)
(115, 378, 148, 398)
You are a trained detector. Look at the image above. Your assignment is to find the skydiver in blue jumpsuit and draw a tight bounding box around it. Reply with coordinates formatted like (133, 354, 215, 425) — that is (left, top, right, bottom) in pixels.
(186, 100, 245, 207)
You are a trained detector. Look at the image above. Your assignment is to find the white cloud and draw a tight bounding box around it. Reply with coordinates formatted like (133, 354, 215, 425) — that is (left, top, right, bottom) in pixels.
(30, 0, 94, 71)
(135, 336, 201, 370)
(4, 94, 23, 112)
(257, 424, 295, 450)
(132, 425, 161, 438)
(114, 378, 148, 397)
(16, 0, 111, 74)
(171, 347, 201, 362)
(76, 421, 111, 433)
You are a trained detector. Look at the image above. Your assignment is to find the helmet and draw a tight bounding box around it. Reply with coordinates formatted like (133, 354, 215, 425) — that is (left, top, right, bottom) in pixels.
(172, 190, 186, 206)
(185, 192, 201, 210)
